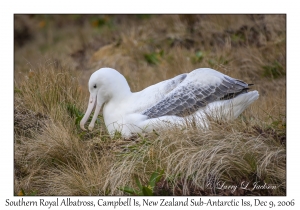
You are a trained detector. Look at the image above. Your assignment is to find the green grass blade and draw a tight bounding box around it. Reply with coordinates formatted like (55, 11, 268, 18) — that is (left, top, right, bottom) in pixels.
(148, 170, 163, 189)
(142, 186, 153, 196)
(118, 186, 136, 195)
(134, 175, 143, 191)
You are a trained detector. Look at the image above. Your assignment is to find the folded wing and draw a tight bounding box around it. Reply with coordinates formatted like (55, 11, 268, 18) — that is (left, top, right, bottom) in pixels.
(142, 68, 251, 118)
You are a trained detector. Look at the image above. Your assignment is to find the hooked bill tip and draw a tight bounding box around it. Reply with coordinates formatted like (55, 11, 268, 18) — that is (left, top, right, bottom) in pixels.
(80, 123, 87, 131)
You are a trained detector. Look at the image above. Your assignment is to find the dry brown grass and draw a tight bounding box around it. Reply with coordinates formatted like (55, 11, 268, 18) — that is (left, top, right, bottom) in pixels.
(14, 14, 286, 196)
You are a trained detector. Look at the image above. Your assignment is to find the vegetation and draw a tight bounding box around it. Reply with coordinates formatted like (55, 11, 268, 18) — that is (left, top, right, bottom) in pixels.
(119, 170, 164, 196)
(14, 14, 286, 195)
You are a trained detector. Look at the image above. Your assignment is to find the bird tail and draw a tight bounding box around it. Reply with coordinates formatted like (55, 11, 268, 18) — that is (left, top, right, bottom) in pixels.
(230, 90, 259, 119)
(205, 90, 259, 121)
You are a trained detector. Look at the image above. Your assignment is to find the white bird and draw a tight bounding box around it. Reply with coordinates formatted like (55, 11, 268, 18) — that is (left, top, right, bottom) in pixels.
(80, 67, 259, 137)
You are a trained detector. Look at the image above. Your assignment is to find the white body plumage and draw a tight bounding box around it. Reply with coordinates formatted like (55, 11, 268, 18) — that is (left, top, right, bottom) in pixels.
(80, 68, 259, 137)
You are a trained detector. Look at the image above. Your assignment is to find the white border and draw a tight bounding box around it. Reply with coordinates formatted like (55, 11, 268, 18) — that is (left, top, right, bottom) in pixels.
(2, 0, 299, 209)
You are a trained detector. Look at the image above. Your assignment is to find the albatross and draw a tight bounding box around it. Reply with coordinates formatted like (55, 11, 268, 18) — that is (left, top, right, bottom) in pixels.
(80, 67, 259, 137)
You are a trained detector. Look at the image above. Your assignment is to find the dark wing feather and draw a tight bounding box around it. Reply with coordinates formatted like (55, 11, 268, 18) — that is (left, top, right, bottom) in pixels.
(142, 75, 251, 118)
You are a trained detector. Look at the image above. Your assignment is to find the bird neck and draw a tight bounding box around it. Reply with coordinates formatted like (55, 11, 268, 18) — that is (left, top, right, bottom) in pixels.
(106, 74, 132, 102)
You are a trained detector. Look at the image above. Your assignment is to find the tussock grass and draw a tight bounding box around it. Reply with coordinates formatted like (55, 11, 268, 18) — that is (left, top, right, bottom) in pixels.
(15, 61, 84, 121)
(14, 14, 285, 196)
(103, 120, 285, 195)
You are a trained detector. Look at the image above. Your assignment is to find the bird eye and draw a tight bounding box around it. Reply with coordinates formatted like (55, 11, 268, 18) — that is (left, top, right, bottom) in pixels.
(94, 85, 97, 88)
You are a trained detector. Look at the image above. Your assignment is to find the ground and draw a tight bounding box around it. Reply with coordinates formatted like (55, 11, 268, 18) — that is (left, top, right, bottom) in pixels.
(14, 14, 286, 196)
